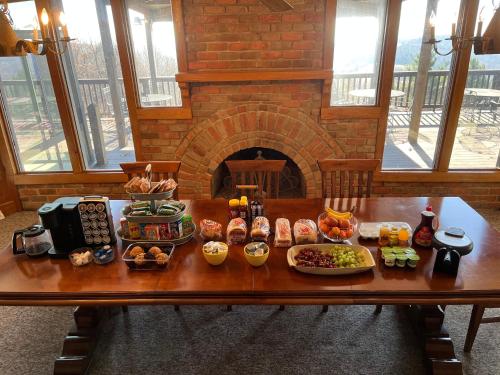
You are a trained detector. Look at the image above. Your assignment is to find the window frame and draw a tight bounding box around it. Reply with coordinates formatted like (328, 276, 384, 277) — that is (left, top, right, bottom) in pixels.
(110, 0, 192, 125)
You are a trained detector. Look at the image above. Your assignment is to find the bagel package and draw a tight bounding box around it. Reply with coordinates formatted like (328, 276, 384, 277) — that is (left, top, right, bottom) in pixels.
(227, 218, 247, 245)
(293, 219, 318, 245)
(250, 216, 270, 242)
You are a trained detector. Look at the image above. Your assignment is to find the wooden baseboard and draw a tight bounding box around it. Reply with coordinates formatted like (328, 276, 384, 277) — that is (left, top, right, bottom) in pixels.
(0, 201, 18, 216)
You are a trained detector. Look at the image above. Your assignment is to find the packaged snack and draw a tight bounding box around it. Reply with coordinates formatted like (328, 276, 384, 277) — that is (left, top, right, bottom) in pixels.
(274, 218, 292, 247)
(144, 224, 160, 241)
(250, 216, 270, 242)
(200, 219, 223, 241)
(293, 219, 318, 244)
(128, 222, 141, 240)
(120, 218, 129, 238)
(227, 218, 247, 245)
(159, 221, 183, 240)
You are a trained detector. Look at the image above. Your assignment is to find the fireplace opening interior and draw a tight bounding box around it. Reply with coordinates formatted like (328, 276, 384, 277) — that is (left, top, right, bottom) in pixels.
(211, 147, 305, 199)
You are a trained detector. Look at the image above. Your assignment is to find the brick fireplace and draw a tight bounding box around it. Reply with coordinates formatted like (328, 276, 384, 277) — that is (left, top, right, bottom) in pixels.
(14, 0, 499, 209)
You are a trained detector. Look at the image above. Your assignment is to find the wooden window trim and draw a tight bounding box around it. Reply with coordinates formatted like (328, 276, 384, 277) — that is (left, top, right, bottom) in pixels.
(111, 0, 192, 124)
(321, 0, 394, 118)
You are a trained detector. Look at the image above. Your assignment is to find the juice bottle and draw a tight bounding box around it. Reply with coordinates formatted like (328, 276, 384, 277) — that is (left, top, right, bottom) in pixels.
(378, 223, 390, 246)
(389, 226, 399, 246)
(398, 225, 410, 247)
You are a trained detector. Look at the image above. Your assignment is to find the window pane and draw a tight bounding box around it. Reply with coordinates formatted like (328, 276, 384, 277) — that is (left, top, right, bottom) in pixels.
(58, 0, 135, 170)
(0, 1, 71, 172)
(383, 0, 460, 170)
(449, 2, 500, 170)
(127, 0, 182, 108)
(331, 0, 387, 106)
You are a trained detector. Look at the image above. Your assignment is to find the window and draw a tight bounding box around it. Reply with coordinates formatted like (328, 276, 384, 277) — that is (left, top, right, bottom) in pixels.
(382, 0, 460, 170)
(331, 0, 387, 106)
(0, 1, 71, 172)
(57, 0, 135, 170)
(126, 0, 182, 108)
(449, 1, 500, 170)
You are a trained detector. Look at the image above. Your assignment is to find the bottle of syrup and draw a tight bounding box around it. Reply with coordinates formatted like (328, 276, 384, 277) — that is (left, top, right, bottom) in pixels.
(412, 205, 436, 248)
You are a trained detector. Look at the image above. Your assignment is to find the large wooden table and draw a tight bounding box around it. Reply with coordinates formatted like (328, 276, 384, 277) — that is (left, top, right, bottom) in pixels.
(1, 197, 499, 374)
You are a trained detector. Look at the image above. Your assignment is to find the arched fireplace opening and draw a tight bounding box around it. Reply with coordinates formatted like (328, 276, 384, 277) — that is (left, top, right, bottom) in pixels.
(211, 147, 306, 198)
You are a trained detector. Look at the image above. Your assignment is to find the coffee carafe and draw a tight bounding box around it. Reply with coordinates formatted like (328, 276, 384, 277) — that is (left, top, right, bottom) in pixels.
(12, 225, 54, 257)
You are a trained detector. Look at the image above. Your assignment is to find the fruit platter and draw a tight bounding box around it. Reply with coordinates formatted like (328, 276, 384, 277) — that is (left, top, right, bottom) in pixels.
(287, 244, 375, 275)
(318, 208, 357, 243)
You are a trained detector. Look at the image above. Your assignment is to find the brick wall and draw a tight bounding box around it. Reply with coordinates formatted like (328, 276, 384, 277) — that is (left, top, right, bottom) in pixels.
(184, 0, 324, 70)
(16, 0, 499, 209)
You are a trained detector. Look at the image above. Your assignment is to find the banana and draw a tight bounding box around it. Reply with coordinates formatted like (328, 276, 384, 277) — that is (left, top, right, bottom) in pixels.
(326, 208, 352, 220)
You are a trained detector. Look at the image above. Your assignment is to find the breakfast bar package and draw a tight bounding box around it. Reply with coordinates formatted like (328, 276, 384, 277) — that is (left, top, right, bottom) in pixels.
(274, 218, 292, 247)
(227, 218, 247, 245)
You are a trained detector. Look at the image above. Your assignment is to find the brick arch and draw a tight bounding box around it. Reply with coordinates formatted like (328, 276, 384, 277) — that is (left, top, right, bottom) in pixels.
(175, 105, 344, 199)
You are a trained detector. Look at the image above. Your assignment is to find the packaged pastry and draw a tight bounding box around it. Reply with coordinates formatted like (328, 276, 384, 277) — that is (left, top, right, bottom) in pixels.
(293, 219, 318, 245)
(144, 224, 160, 241)
(274, 218, 292, 248)
(227, 218, 247, 245)
(250, 216, 270, 242)
(200, 219, 223, 241)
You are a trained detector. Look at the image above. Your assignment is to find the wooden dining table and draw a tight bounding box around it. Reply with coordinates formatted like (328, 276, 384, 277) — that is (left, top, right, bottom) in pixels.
(0, 197, 499, 375)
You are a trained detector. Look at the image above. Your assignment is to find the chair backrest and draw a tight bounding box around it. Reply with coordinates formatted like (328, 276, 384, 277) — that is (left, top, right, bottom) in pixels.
(225, 160, 286, 199)
(120, 161, 181, 199)
(317, 159, 380, 199)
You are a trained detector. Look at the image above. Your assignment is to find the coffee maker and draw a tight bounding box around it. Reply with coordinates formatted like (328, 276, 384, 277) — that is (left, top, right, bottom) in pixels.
(38, 196, 116, 258)
(38, 197, 86, 258)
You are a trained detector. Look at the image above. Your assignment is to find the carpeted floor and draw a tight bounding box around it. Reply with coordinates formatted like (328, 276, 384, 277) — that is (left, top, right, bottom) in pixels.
(0, 209, 499, 375)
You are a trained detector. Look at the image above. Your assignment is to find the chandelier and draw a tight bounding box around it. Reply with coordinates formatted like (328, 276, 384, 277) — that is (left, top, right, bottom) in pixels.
(0, 0, 73, 57)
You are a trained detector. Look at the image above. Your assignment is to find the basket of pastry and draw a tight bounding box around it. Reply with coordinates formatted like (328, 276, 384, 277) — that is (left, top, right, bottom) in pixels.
(123, 242, 175, 270)
(124, 176, 177, 201)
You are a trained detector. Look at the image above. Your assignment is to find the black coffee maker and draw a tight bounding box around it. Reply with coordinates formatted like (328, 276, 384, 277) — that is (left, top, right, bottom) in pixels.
(38, 197, 86, 258)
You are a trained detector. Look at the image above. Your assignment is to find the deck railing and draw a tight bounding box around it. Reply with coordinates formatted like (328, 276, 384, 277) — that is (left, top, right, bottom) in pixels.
(0, 76, 182, 118)
(331, 69, 500, 107)
(1, 71, 498, 116)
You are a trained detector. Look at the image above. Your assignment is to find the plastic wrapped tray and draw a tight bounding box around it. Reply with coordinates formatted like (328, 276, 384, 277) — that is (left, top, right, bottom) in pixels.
(123, 241, 175, 270)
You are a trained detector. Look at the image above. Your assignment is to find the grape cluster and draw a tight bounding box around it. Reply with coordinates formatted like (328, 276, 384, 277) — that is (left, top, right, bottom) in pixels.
(329, 245, 364, 268)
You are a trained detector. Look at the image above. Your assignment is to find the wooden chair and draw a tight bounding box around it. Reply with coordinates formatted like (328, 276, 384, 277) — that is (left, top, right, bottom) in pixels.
(464, 305, 500, 352)
(317, 159, 380, 199)
(120, 161, 181, 200)
(224, 160, 286, 312)
(318, 159, 380, 313)
(225, 160, 286, 199)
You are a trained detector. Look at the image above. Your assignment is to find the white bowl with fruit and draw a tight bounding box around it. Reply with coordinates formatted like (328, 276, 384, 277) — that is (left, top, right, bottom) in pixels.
(318, 208, 357, 243)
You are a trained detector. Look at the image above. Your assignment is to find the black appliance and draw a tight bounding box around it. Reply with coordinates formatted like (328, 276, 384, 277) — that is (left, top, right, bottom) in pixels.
(38, 197, 86, 258)
(432, 227, 473, 276)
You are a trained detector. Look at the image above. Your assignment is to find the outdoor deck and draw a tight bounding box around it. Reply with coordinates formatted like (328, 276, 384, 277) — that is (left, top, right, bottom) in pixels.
(384, 110, 499, 169)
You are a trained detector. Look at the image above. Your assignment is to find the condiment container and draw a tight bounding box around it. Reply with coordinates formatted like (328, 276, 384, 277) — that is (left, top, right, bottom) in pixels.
(202, 241, 228, 266)
(412, 206, 438, 248)
(407, 254, 420, 268)
(228, 199, 240, 220)
(395, 254, 407, 268)
(239, 196, 249, 223)
(384, 253, 396, 267)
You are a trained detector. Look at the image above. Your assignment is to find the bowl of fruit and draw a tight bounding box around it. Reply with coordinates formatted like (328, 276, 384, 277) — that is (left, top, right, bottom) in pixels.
(318, 208, 357, 243)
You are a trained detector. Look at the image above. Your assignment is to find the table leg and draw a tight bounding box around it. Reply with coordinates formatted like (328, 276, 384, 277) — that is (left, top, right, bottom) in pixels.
(408, 305, 462, 375)
(53, 306, 107, 375)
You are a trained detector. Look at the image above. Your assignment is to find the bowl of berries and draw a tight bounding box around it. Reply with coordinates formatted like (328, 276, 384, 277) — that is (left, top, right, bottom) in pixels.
(318, 208, 357, 243)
